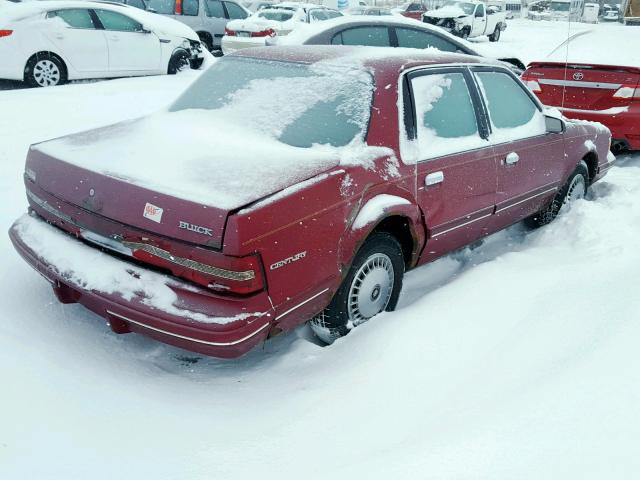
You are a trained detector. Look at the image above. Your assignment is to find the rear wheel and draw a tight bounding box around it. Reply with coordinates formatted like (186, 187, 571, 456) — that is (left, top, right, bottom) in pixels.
(25, 53, 67, 87)
(526, 162, 589, 228)
(489, 25, 501, 42)
(310, 233, 405, 344)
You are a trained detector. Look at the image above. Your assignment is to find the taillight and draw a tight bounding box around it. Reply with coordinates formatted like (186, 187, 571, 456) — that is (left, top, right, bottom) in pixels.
(251, 28, 276, 38)
(224, 27, 236, 36)
(0, 30, 13, 38)
(521, 72, 542, 93)
(175, 0, 182, 15)
(123, 240, 265, 295)
(613, 86, 640, 99)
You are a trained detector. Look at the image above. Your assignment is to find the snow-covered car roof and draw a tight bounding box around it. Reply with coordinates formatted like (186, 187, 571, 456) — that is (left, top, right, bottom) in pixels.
(545, 29, 640, 69)
(0, 0, 199, 40)
(272, 2, 330, 10)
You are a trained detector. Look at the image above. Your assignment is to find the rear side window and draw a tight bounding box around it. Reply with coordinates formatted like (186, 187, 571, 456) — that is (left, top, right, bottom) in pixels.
(310, 9, 329, 21)
(224, 1, 247, 19)
(338, 27, 390, 47)
(206, 0, 225, 17)
(129, 0, 146, 8)
(325, 10, 342, 18)
(183, 0, 199, 15)
(474, 71, 545, 142)
(47, 9, 96, 29)
(406, 3, 422, 11)
(411, 72, 485, 160)
(147, 0, 175, 14)
(395, 28, 458, 52)
(95, 10, 143, 31)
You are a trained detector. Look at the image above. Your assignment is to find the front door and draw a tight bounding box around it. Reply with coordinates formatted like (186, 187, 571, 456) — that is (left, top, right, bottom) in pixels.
(93, 9, 161, 72)
(470, 68, 566, 231)
(407, 68, 497, 263)
(471, 4, 487, 36)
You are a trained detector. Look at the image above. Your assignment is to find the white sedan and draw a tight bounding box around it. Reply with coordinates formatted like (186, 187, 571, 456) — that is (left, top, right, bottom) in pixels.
(0, 1, 205, 87)
(221, 3, 341, 55)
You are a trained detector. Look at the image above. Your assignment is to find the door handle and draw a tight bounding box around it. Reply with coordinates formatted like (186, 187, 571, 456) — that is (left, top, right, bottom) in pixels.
(425, 171, 444, 186)
(505, 152, 520, 165)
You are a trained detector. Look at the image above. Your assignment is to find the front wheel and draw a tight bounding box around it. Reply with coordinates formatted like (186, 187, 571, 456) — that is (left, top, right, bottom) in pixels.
(310, 233, 405, 344)
(168, 49, 190, 74)
(526, 162, 589, 228)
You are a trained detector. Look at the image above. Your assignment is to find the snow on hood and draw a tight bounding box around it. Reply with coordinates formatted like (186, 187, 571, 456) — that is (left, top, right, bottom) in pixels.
(424, 6, 468, 18)
(546, 30, 640, 69)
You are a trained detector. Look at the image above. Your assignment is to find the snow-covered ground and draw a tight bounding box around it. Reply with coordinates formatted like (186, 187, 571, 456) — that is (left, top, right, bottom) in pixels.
(1, 20, 639, 480)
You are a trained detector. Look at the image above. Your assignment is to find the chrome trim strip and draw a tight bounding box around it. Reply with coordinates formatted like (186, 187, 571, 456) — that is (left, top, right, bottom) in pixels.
(559, 106, 629, 115)
(495, 187, 557, 214)
(106, 310, 270, 347)
(27, 189, 79, 227)
(539, 79, 621, 89)
(275, 288, 329, 320)
(432, 212, 493, 238)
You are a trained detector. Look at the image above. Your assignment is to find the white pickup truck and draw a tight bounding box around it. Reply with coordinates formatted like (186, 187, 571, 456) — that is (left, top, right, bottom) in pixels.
(422, 1, 507, 41)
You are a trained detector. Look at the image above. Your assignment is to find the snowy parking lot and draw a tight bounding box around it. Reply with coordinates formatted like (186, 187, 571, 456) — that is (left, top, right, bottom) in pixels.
(1, 18, 639, 480)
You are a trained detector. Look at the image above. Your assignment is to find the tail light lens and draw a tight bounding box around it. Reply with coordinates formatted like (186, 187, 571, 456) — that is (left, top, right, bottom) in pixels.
(521, 72, 542, 93)
(251, 28, 276, 38)
(0, 30, 13, 38)
(613, 86, 640, 99)
(175, 0, 182, 15)
(224, 27, 236, 36)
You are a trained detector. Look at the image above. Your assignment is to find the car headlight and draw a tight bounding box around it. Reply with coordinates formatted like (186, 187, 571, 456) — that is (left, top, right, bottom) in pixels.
(181, 39, 191, 49)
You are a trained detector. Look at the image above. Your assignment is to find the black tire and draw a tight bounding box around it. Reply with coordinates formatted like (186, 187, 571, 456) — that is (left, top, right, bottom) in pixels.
(24, 53, 67, 88)
(310, 232, 405, 344)
(459, 27, 470, 40)
(526, 161, 589, 228)
(489, 26, 501, 42)
(197, 32, 214, 52)
(168, 49, 190, 75)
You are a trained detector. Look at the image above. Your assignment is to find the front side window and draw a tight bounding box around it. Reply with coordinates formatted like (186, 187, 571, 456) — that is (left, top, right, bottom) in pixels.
(95, 10, 143, 31)
(410, 72, 485, 160)
(224, 2, 247, 19)
(146, 0, 175, 14)
(474, 71, 545, 143)
(338, 27, 390, 47)
(475, 4, 484, 16)
(47, 9, 96, 29)
(183, 0, 199, 15)
(170, 57, 373, 148)
(395, 28, 458, 52)
(205, 0, 225, 17)
(325, 10, 342, 18)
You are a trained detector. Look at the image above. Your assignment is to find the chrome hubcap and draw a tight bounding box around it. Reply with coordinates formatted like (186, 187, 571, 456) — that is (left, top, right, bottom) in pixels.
(33, 59, 60, 87)
(566, 174, 586, 203)
(347, 253, 394, 325)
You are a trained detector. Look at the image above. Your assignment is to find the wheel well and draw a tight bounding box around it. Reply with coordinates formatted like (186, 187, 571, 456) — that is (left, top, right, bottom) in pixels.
(583, 152, 598, 183)
(197, 31, 213, 49)
(371, 216, 415, 268)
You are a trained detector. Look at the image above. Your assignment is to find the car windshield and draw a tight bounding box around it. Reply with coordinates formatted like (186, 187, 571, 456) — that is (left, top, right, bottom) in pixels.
(442, 1, 476, 14)
(170, 57, 373, 148)
(550, 1, 570, 11)
(147, 0, 174, 13)
(257, 9, 294, 20)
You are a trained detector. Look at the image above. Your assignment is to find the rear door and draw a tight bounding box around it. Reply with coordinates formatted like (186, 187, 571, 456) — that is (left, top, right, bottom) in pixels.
(393, 26, 462, 53)
(93, 9, 161, 72)
(44, 8, 109, 73)
(472, 67, 565, 230)
(203, 0, 229, 47)
(407, 67, 497, 262)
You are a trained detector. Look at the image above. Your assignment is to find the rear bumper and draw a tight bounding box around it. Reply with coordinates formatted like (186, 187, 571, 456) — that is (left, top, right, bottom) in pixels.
(9, 214, 274, 358)
(221, 36, 267, 55)
(560, 104, 640, 151)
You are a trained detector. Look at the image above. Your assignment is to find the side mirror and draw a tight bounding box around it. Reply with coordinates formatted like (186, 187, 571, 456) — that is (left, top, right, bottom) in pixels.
(545, 115, 565, 134)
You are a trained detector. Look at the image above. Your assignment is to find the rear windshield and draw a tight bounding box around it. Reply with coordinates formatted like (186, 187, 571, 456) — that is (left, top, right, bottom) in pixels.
(147, 0, 175, 14)
(257, 10, 294, 20)
(170, 57, 374, 148)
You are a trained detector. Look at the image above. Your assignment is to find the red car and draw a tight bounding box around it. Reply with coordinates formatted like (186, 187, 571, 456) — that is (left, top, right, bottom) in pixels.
(10, 46, 613, 358)
(522, 29, 640, 152)
(396, 1, 428, 20)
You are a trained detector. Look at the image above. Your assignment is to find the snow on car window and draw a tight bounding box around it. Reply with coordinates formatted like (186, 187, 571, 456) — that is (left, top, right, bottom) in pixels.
(257, 9, 294, 20)
(171, 56, 374, 148)
(410, 73, 486, 161)
(475, 71, 546, 143)
(441, 1, 475, 15)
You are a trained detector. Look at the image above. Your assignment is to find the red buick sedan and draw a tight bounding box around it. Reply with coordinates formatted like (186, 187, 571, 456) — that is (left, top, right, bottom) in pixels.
(522, 29, 640, 152)
(10, 46, 613, 358)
